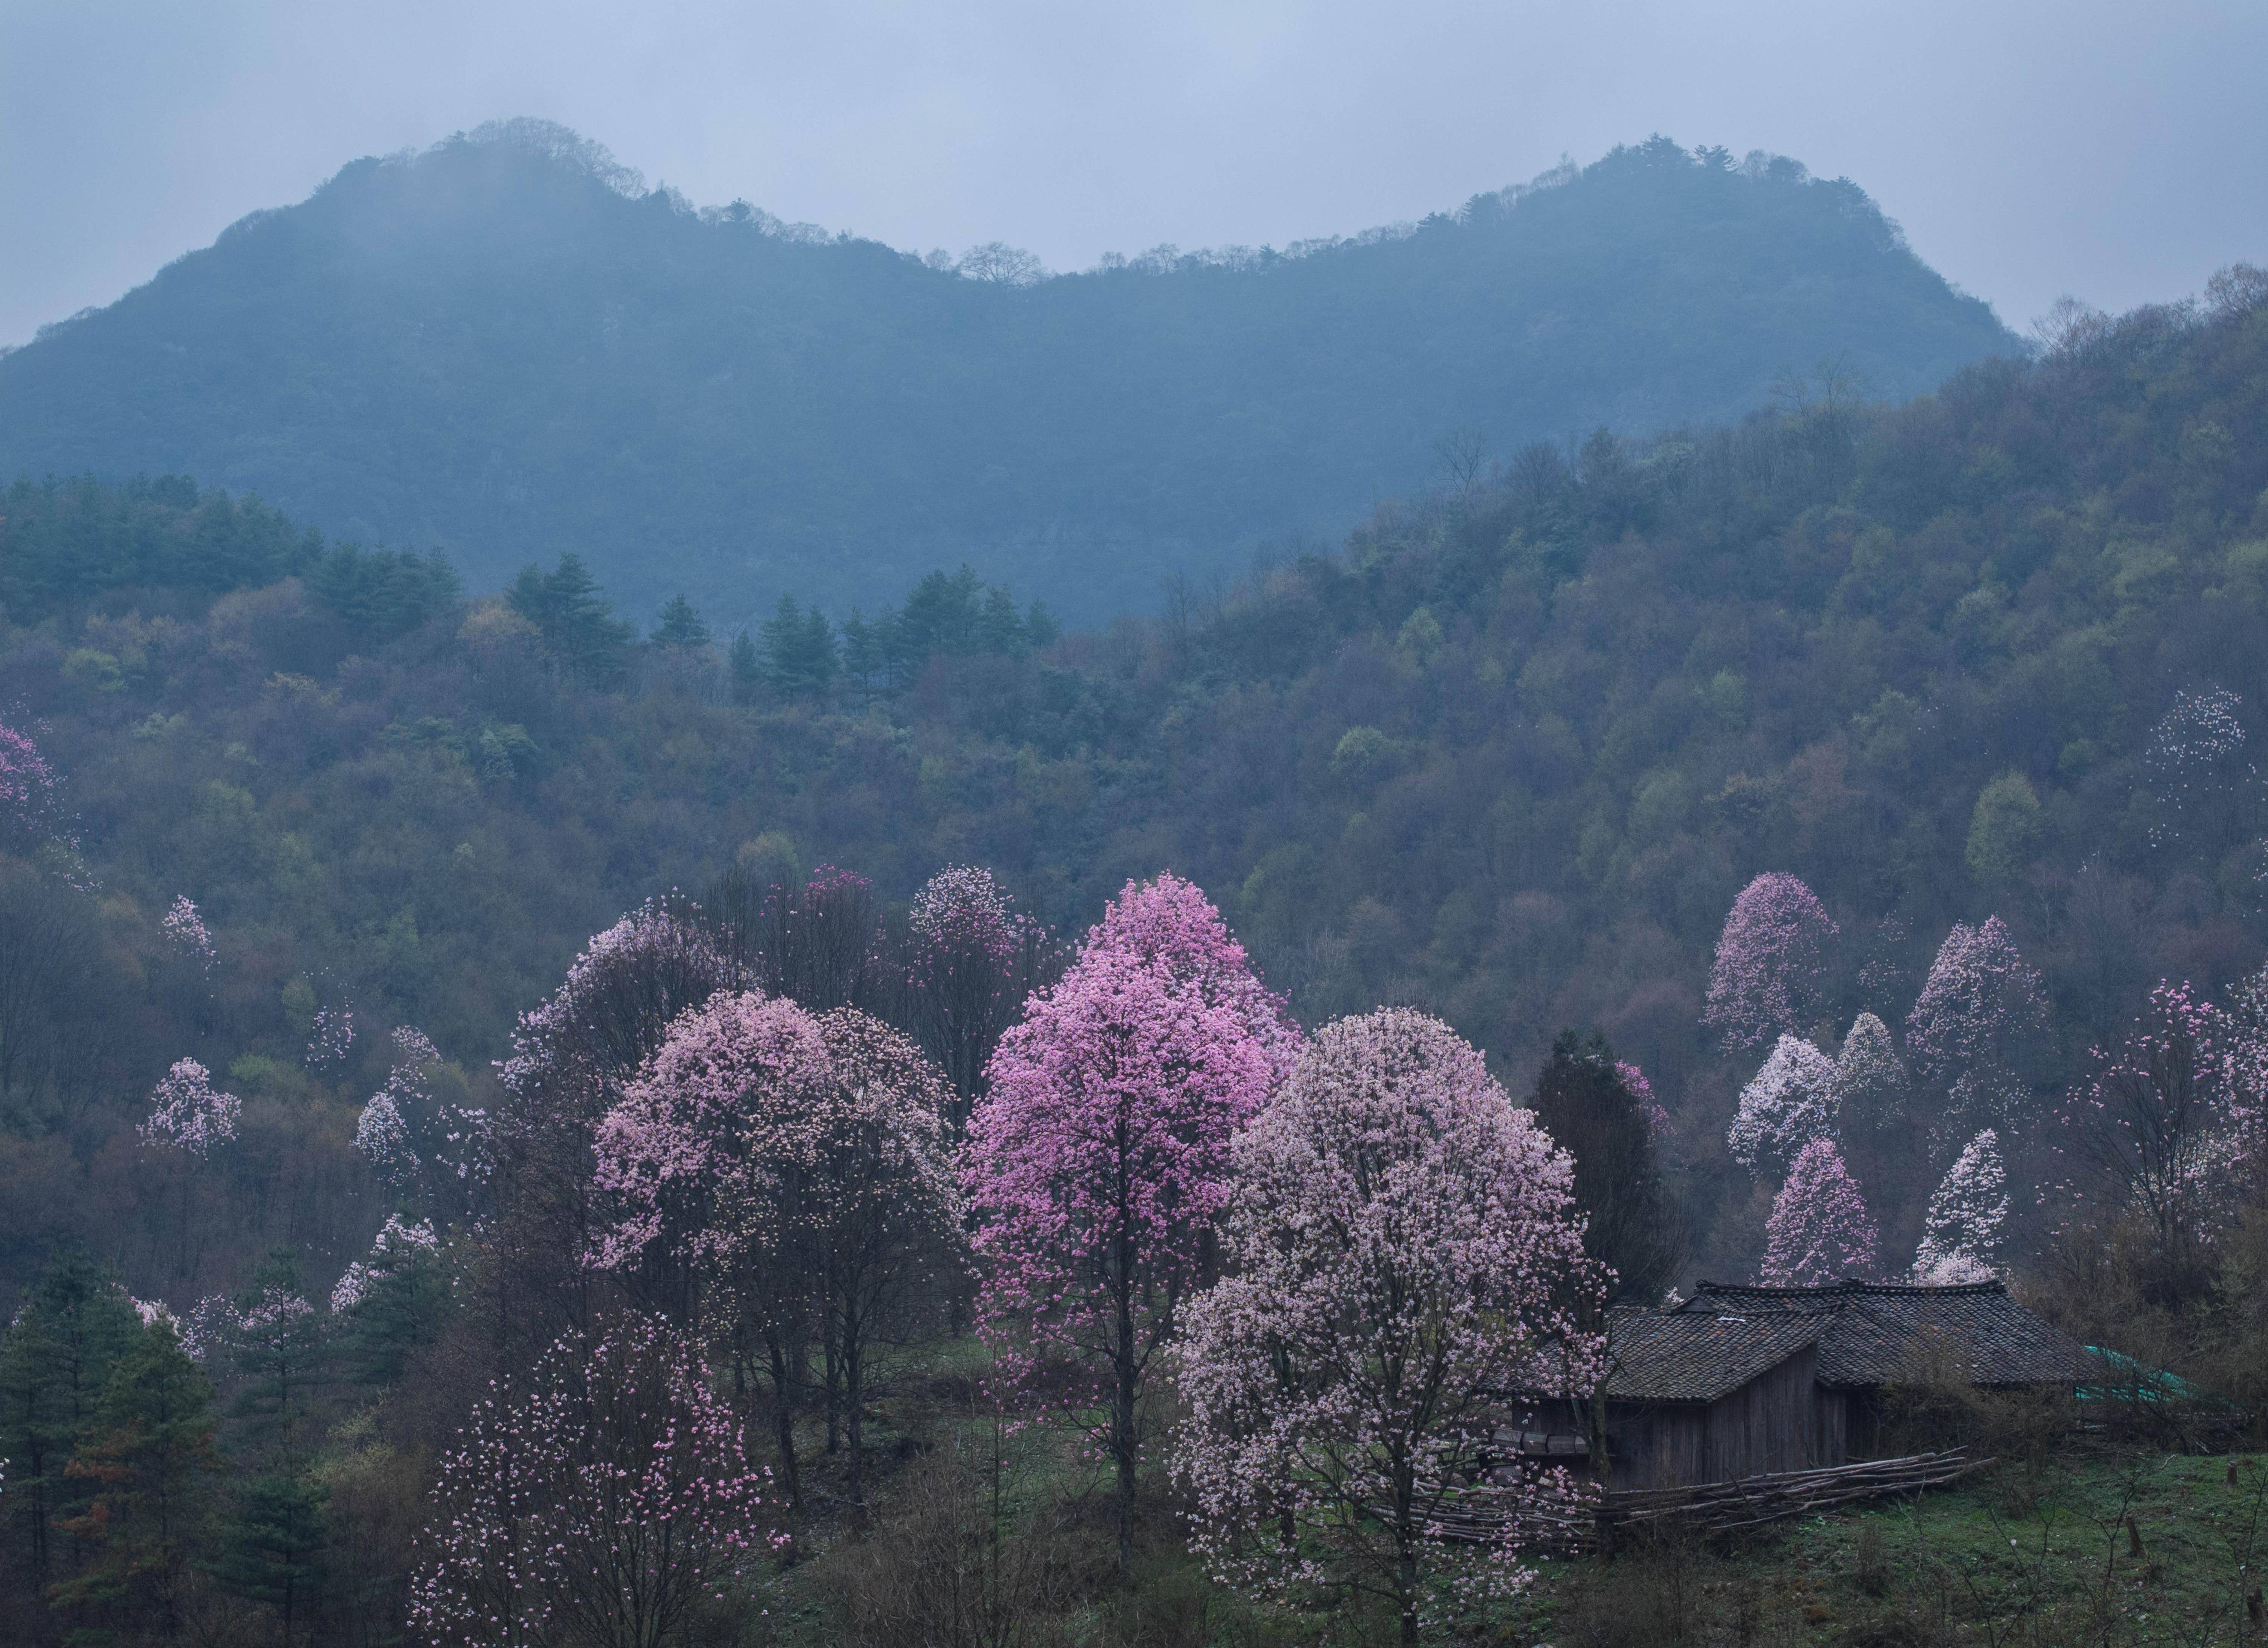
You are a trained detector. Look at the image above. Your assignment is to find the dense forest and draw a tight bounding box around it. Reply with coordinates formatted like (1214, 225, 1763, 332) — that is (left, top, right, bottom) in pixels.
(0, 267, 2263, 1644)
(0, 122, 2014, 625)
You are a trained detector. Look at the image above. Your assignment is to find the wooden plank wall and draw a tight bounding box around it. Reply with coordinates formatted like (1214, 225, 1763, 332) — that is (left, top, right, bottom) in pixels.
(1604, 1346, 1850, 1489)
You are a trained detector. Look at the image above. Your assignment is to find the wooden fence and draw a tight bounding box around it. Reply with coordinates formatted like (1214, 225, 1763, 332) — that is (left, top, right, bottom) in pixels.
(1393, 1448, 1986, 1554)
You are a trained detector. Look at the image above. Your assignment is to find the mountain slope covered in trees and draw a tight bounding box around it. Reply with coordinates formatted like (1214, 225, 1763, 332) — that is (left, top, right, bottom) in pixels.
(0, 122, 2014, 625)
(0, 269, 2258, 1310)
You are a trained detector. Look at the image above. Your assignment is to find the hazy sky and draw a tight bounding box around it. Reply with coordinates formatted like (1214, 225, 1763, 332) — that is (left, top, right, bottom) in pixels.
(4, 0, 2263, 348)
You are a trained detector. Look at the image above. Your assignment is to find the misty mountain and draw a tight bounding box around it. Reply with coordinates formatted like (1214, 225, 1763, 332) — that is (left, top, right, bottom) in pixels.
(0, 122, 2015, 626)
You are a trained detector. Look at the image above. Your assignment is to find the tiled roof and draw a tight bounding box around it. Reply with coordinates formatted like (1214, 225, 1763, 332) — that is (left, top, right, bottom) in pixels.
(1595, 1307, 1823, 1403)
(1675, 1280, 2092, 1388)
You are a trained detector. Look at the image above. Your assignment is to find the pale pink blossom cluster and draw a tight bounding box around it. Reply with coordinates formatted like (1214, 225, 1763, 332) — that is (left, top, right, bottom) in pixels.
(1760, 1137, 1878, 1285)
(1617, 1059, 1674, 1139)
(331, 1214, 441, 1313)
(408, 1313, 772, 1648)
(307, 1000, 356, 1069)
(161, 894, 216, 970)
(1726, 1034, 1838, 1174)
(2063, 979, 2259, 1251)
(0, 717, 61, 844)
(355, 1024, 489, 1192)
(138, 1058, 241, 1156)
(909, 863, 1021, 963)
(1703, 873, 1838, 1051)
(179, 1286, 319, 1363)
(1173, 1009, 1604, 1638)
(1907, 916, 2049, 1136)
(498, 898, 740, 1141)
(1829, 1012, 1908, 1132)
(2143, 687, 2253, 849)
(1912, 1129, 2007, 1282)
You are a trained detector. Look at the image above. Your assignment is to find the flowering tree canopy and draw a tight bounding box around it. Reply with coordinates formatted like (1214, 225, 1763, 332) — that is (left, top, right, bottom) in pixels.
(0, 717, 62, 849)
(138, 1058, 241, 1156)
(902, 864, 1055, 1131)
(591, 993, 961, 1511)
(499, 898, 743, 1142)
(1906, 916, 2049, 1136)
(1082, 871, 1302, 1082)
(1760, 1138, 1878, 1286)
(2061, 980, 2256, 1269)
(1726, 1034, 1838, 1175)
(409, 1313, 770, 1648)
(1174, 1009, 1604, 1645)
(1829, 1012, 1908, 1133)
(1703, 873, 1837, 1052)
(589, 989, 835, 1282)
(161, 895, 215, 970)
(330, 1214, 440, 1314)
(1912, 1129, 2008, 1283)
(966, 875, 1280, 1575)
(2143, 686, 2255, 852)
(355, 1026, 491, 1214)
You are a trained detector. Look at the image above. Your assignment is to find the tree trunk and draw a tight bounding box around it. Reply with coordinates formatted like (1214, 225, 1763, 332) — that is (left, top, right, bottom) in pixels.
(766, 1336, 802, 1508)
(1114, 1305, 1138, 1580)
(844, 1305, 867, 1532)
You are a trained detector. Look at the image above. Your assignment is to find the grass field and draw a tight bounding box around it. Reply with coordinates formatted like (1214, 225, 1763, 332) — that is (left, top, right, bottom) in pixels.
(750, 1339, 2266, 1647)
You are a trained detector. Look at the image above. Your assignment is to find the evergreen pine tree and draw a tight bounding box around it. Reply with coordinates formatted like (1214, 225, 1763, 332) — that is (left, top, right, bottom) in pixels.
(50, 1318, 222, 1643)
(1527, 1031, 1685, 1301)
(650, 593, 711, 650)
(728, 630, 762, 705)
(0, 1248, 141, 1587)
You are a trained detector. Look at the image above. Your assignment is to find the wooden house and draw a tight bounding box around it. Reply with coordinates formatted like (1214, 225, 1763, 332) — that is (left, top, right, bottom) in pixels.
(1503, 1279, 2089, 1492)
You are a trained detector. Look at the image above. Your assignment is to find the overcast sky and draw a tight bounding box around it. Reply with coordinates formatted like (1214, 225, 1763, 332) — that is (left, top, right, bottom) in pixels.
(4, 0, 2263, 349)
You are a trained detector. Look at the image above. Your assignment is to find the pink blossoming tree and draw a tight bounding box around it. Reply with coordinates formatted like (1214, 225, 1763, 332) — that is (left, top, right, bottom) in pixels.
(1912, 1129, 2007, 1283)
(966, 874, 1285, 1576)
(161, 895, 215, 970)
(901, 864, 1058, 1132)
(1829, 1011, 1908, 1134)
(591, 992, 961, 1516)
(1704, 873, 1838, 1053)
(1174, 1010, 1604, 1646)
(1725, 1034, 1838, 1175)
(1760, 1138, 1878, 1286)
(1906, 916, 2050, 1139)
(496, 900, 743, 1336)
(138, 1058, 241, 1156)
(2061, 980, 2253, 1269)
(0, 717, 62, 849)
(409, 1313, 771, 1648)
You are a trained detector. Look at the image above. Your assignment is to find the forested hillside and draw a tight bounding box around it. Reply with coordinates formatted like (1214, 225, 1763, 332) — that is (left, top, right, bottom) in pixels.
(0, 263, 2262, 1648)
(0, 122, 2014, 625)
(0, 265, 2257, 1281)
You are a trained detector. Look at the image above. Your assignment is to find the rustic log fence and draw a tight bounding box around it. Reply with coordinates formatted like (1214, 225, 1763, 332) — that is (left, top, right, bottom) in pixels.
(1389, 1448, 1987, 1554)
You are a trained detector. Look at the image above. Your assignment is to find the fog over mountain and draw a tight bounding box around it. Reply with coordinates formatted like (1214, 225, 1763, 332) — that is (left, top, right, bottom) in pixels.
(0, 123, 2014, 626)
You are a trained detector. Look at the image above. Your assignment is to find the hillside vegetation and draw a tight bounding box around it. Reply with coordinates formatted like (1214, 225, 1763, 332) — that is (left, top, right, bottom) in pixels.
(0, 268, 2263, 1646)
(0, 122, 2014, 624)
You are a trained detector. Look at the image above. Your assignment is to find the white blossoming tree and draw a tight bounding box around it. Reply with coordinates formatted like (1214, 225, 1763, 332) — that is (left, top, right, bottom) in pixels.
(1912, 1129, 2008, 1283)
(1726, 1034, 1838, 1175)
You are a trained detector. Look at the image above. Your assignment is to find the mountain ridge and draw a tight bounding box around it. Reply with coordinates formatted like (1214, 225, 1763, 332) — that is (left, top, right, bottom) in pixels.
(0, 123, 2017, 627)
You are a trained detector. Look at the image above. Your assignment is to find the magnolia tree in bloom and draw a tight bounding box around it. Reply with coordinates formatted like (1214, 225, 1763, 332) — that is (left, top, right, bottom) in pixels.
(1760, 1138, 1878, 1286)
(1174, 1010, 1605, 1646)
(902, 864, 1055, 1132)
(966, 874, 1287, 1576)
(1726, 1035, 1838, 1175)
(409, 1313, 771, 1648)
(1907, 917, 2050, 1139)
(1704, 873, 1838, 1052)
(139, 1058, 241, 1156)
(355, 1026, 491, 1212)
(1830, 1012, 1908, 1134)
(2061, 979, 2256, 1269)
(591, 992, 962, 1516)
(330, 1214, 441, 1313)
(161, 895, 216, 970)
(0, 717, 62, 848)
(2142, 687, 2255, 853)
(1912, 1130, 2008, 1283)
